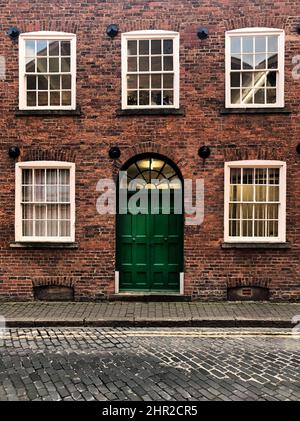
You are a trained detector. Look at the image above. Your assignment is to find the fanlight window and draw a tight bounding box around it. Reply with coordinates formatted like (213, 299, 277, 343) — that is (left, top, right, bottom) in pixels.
(121, 157, 182, 190)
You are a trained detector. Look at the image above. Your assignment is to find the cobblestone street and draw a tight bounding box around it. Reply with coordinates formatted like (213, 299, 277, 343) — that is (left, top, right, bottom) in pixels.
(1, 328, 300, 401)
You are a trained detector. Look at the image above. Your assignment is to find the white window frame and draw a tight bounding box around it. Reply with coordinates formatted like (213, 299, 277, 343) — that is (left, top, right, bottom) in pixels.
(19, 31, 77, 110)
(224, 160, 286, 243)
(121, 30, 180, 110)
(225, 27, 285, 108)
(15, 161, 76, 243)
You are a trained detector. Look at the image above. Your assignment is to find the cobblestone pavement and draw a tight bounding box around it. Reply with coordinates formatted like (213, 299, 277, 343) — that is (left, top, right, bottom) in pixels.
(0, 328, 300, 401)
(1, 301, 300, 327)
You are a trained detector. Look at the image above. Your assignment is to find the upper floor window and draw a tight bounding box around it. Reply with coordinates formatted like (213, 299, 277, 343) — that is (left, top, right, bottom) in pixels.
(225, 28, 285, 108)
(121, 30, 180, 109)
(19, 32, 76, 110)
(224, 161, 286, 243)
(15, 161, 75, 242)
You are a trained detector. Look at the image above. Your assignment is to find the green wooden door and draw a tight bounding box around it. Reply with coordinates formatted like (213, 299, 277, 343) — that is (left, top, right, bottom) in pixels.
(117, 191, 183, 292)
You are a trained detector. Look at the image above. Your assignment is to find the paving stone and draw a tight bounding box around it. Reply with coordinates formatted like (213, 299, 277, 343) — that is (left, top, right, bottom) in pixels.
(0, 328, 300, 401)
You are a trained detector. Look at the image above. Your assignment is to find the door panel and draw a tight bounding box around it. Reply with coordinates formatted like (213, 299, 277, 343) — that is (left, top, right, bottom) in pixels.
(118, 191, 183, 292)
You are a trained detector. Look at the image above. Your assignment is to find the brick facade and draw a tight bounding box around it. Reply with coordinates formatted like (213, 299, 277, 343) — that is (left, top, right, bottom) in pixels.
(0, 0, 300, 301)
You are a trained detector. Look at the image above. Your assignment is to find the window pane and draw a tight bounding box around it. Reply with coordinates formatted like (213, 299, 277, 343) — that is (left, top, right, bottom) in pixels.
(49, 41, 59, 56)
(47, 220, 58, 237)
(268, 36, 278, 52)
(26, 58, 36, 73)
(231, 89, 240, 104)
(255, 168, 267, 184)
(60, 220, 70, 236)
(231, 73, 240, 87)
(139, 75, 149, 89)
(62, 75, 71, 89)
(151, 74, 161, 89)
(242, 72, 252, 87)
(25, 40, 35, 56)
(269, 168, 279, 185)
(60, 204, 71, 219)
(229, 220, 240, 237)
(268, 186, 279, 202)
(163, 40, 173, 54)
(37, 58, 47, 73)
(163, 91, 173, 105)
(35, 220, 46, 236)
(38, 75, 48, 90)
(242, 88, 254, 104)
(23, 220, 33, 236)
(243, 168, 254, 184)
(35, 204, 46, 220)
(35, 169, 45, 184)
(34, 185, 45, 202)
(254, 204, 266, 219)
(242, 220, 253, 237)
(242, 37, 253, 53)
(48, 204, 59, 219)
(242, 185, 254, 201)
(163, 56, 173, 71)
(151, 40, 161, 55)
(127, 75, 137, 89)
(22, 204, 34, 220)
(139, 40, 149, 55)
(61, 41, 71, 56)
(128, 40, 137, 55)
(62, 91, 71, 106)
(231, 55, 241, 70)
(151, 91, 162, 106)
(27, 92, 36, 106)
(230, 168, 241, 184)
(268, 53, 278, 69)
(59, 169, 70, 185)
(46, 169, 57, 185)
(163, 74, 173, 89)
(255, 54, 266, 69)
(267, 204, 278, 219)
(128, 57, 137, 72)
(128, 91, 138, 105)
(267, 220, 278, 237)
(241, 204, 253, 219)
(27, 76, 36, 90)
(151, 56, 161, 71)
(230, 185, 242, 202)
(139, 56, 149, 71)
(254, 220, 265, 237)
(50, 75, 61, 90)
(139, 91, 149, 106)
(37, 40, 47, 56)
(242, 55, 253, 69)
(255, 36, 266, 53)
(61, 57, 70, 72)
(255, 186, 267, 202)
(59, 186, 70, 202)
(231, 37, 241, 54)
(50, 92, 60, 106)
(254, 89, 265, 104)
(266, 89, 276, 104)
(22, 186, 33, 202)
(46, 185, 58, 202)
(229, 203, 241, 219)
(22, 169, 33, 185)
(38, 92, 48, 106)
(266, 72, 276, 87)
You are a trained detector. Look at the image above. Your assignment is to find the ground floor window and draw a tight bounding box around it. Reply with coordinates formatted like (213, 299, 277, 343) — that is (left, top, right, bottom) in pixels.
(224, 160, 286, 243)
(15, 161, 75, 242)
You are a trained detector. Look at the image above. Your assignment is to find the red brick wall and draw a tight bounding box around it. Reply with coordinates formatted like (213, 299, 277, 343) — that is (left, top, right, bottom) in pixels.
(0, 0, 300, 301)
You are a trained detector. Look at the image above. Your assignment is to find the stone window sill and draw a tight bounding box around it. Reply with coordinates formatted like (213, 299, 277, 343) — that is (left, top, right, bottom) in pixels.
(15, 108, 82, 117)
(116, 107, 185, 117)
(10, 242, 79, 249)
(221, 242, 291, 249)
(220, 107, 292, 115)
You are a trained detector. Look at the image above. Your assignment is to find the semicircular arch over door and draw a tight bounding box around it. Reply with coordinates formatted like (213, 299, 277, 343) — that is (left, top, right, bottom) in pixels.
(117, 153, 184, 293)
